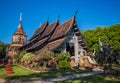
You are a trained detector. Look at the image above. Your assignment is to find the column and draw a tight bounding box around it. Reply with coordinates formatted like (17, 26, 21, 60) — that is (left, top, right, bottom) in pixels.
(73, 35, 79, 66)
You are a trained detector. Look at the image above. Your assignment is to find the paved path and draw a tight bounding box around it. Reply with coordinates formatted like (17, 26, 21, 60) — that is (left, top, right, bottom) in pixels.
(0, 69, 103, 83)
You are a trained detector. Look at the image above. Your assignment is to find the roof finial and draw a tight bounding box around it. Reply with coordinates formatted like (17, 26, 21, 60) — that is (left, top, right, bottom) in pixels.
(74, 9, 79, 17)
(57, 14, 60, 20)
(20, 12, 22, 22)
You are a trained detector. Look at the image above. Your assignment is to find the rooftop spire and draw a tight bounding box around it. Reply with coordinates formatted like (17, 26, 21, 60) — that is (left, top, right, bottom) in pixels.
(57, 14, 60, 20)
(74, 9, 79, 17)
(20, 12, 22, 22)
(18, 12, 22, 29)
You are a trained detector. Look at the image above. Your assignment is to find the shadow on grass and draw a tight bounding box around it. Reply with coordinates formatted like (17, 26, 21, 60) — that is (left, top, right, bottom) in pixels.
(0, 65, 4, 68)
(55, 74, 120, 83)
(5, 68, 91, 80)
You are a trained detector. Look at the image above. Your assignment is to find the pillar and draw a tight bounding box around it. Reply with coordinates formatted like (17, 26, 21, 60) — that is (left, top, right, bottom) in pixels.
(73, 35, 79, 66)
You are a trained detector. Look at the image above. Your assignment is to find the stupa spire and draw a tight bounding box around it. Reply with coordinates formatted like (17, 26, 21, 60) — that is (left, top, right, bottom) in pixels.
(20, 12, 22, 22)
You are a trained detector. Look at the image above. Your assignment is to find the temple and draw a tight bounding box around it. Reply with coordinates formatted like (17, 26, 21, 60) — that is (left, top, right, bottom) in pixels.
(7, 13, 27, 56)
(21, 16, 89, 66)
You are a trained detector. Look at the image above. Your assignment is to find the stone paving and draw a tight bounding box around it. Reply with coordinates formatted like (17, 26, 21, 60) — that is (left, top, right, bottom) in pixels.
(0, 69, 103, 83)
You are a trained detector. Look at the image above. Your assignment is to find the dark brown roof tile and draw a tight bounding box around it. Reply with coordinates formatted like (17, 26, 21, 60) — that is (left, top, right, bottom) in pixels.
(26, 36, 49, 51)
(29, 21, 48, 41)
(41, 37, 66, 51)
(40, 20, 58, 39)
(49, 17, 74, 42)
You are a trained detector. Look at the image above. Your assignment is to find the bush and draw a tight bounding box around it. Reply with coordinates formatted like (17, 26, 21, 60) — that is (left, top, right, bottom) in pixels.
(21, 53, 33, 62)
(32, 50, 55, 68)
(14, 50, 27, 63)
(37, 50, 54, 60)
(59, 59, 70, 69)
(55, 52, 70, 61)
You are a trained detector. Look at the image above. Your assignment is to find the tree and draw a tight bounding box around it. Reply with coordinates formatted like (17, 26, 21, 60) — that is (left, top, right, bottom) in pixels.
(14, 50, 27, 63)
(32, 50, 55, 67)
(21, 53, 33, 64)
(82, 24, 120, 51)
(95, 43, 115, 70)
(82, 24, 120, 64)
(0, 41, 9, 59)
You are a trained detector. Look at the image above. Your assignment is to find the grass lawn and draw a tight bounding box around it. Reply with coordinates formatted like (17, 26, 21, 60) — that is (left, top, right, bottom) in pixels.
(56, 65, 120, 83)
(0, 64, 91, 80)
(0, 64, 33, 79)
(56, 74, 120, 83)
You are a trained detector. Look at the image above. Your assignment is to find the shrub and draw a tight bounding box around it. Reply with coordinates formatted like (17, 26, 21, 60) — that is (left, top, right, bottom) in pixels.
(55, 52, 70, 61)
(37, 50, 54, 60)
(55, 52, 71, 69)
(32, 50, 55, 68)
(59, 59, 70, 68)
(21, 53, 33, 62)
(14, 50, 27, 63)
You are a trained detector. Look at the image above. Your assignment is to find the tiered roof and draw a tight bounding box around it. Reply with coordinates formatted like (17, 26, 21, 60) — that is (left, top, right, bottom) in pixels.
(22, 16, 88, 52)
(49, 17, 74, 42)
(42, 37, 66, 51)
(29, 21, 48, 41)
(26, 20, 59, 51)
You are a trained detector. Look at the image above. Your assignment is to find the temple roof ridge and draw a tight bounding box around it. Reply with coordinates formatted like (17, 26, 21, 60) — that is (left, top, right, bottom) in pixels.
(29, 20, 48, 41)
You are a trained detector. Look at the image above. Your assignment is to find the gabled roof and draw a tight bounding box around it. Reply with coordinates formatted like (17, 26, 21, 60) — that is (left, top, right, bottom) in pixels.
(22, 16, 87, 52)
(48, 17, 75, 42)
(40, 20, 59, 39)
(29, 21, 48, 41)
(21, 21, 48, 49)
(41, 37, 66, 51)
(26, 20, 59, 51)
(26, 36, 49, 51)
(41, 17, 75, 51)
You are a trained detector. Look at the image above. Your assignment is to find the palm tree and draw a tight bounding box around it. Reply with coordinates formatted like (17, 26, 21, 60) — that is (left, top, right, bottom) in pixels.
(21, 53, 33, 66)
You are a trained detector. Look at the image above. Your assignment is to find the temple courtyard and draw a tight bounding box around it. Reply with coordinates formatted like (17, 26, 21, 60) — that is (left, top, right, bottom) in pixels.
(0, 64, 120, 83)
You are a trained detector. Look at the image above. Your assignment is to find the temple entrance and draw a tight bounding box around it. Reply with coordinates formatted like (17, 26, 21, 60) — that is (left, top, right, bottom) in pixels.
(66, 43, 74, 56)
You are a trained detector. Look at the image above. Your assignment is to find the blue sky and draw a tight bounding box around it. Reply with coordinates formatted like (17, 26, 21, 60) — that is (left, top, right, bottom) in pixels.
(0, 0, 120, 44)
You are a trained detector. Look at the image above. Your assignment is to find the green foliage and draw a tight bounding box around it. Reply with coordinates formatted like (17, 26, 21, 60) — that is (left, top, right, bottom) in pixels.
(82, 24, 120, 51)
(14, 54, 20, 62)
(32, 50, 55, 67)
(0, 64, 90, 80)
(0, 41, 9, 59)
(55, 52, 70, 68)
(36, 50, 54, 60)
(14, 50, 27, 62)
(58, 59, 70, 68)
(19, 50, 27, 59)
(0, 64, 33, 79)
(55, 52, 70, 60)
(95, 43, 117, 70)
(21, 53, 33, 62)
(82, 24, 120, 65)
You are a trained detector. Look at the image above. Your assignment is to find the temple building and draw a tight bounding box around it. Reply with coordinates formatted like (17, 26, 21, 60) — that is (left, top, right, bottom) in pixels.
(21, 16, 89, 66)
(7, 13, 27, 56)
